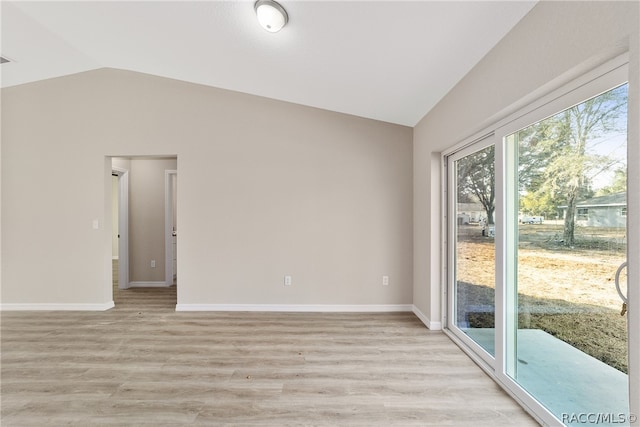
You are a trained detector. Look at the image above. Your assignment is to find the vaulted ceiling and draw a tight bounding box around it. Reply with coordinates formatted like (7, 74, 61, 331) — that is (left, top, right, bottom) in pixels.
(1, 1, 536, 126)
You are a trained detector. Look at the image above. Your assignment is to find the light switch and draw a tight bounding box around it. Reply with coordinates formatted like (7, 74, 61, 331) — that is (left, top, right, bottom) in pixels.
(92, 219, 99, 230)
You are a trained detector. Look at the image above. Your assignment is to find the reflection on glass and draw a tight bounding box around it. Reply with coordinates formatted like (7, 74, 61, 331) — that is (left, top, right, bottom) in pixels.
(454, 145, 495, 356)
(509, 84, 629, 424)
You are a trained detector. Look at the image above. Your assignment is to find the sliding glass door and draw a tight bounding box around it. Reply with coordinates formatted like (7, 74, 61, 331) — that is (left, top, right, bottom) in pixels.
(448, 140, 496, 360)
(445, 58, 636, 426)
(505, 83, 629, 425)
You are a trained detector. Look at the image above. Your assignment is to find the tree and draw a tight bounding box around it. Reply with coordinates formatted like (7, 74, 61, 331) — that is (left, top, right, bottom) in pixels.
(518, 84, 627, 246)
(517, 118, 570, 219)
(457, 145, 495, 225)
(596, 168, 626, 196)
(520, 190, 560, 219)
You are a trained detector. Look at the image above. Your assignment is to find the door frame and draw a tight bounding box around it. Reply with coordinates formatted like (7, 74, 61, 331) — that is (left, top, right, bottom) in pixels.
(444, 134, 497, 369)
(441, 54, 637, 426)
(165, 170, 177, 287)
(112, 166, 130, 290)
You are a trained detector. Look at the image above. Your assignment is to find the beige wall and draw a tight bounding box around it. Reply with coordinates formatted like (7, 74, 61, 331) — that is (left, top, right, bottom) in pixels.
(413, 1, 640, 325)
(1, 69, 413, 306)
(129, 158, 177, 283)
(4, 1, 635, 319)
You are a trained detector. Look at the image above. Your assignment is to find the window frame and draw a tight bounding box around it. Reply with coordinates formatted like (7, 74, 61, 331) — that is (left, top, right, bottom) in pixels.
(577, 208, 589, 221)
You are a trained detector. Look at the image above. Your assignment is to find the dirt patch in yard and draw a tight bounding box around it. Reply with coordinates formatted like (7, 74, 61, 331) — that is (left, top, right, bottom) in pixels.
(455, 223, 628, 373)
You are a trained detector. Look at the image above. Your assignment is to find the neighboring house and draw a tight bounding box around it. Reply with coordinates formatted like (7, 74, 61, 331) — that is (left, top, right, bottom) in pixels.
(457, 203, 485, 224)
(560, 192, 627, 227)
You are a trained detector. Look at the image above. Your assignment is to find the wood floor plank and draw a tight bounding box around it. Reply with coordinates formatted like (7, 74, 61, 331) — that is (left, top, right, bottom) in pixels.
(0, 271, 538, 425)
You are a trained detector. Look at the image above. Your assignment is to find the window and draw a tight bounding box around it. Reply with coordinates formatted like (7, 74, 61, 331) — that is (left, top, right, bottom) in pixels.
(577, 208, 589, 221)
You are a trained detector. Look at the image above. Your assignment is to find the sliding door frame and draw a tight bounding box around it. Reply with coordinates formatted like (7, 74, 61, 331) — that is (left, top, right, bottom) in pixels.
(442, 54, 637, 426)
(444, 134, 497, 369)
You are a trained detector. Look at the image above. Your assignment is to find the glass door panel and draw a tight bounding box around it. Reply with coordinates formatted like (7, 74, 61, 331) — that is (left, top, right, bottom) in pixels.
(450, 143, 496, 357)
(507, 83, 629, 424)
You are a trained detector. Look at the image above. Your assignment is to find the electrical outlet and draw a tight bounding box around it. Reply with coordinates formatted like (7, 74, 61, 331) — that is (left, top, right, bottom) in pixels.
(382, 275, 389, 286)
(151, 260, 156, 268)
(284, 275, 292, 286)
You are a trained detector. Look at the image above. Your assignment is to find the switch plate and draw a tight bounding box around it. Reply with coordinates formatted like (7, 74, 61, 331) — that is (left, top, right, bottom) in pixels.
(284, 275, 292, 286)
(92, 219, 99, 230)
(382, 275, 389, 286)
(151, 260, 156, 268)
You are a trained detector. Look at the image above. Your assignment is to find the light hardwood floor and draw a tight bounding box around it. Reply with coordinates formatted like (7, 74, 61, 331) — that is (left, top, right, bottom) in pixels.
(1, 264, 537, 426)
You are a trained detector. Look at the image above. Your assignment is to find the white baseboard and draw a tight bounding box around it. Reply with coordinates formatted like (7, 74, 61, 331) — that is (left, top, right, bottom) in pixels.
(175, 304, 413, 312)
(412, 305, 442, 330)
(1, 301, 115, 311)
(128, 281, 170, 288)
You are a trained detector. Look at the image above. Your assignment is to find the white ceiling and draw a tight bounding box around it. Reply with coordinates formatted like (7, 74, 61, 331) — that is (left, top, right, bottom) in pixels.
(1, 1, 536, 126)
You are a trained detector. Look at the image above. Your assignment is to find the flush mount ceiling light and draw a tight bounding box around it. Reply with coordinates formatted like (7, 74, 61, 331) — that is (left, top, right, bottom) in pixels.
(254, 0, 288, 33)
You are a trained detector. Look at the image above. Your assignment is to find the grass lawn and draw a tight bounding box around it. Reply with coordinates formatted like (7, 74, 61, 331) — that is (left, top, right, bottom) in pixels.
(455, 223, 628, 373)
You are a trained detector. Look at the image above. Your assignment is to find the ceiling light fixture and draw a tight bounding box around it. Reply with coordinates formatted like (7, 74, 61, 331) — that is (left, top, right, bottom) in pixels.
(254, 0, 288, 33)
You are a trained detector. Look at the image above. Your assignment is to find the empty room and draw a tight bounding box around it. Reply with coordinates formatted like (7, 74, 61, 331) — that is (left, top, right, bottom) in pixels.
(1, 1, 638, 426)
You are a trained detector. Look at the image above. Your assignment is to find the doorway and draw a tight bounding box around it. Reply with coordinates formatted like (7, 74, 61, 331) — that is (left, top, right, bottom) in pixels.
(110, 157, 177, 308)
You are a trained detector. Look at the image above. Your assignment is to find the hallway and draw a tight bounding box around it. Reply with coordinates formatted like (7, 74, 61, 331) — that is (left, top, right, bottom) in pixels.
(113, 259, 177, 311)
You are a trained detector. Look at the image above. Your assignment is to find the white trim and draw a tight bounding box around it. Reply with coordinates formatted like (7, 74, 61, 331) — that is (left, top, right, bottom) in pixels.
(112, 256, 119, 260)
(497, 127, 512, 379)
(441, 155, 449, 333)
(176, 304, 413, 312)
(128, 281, 171, 288)
(112, 166, 129, 290)
(165, 169, 177, 287)
(412, 305, 442, 330)
(1, 302, 115, 311)
(626, 32, 639, 423)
